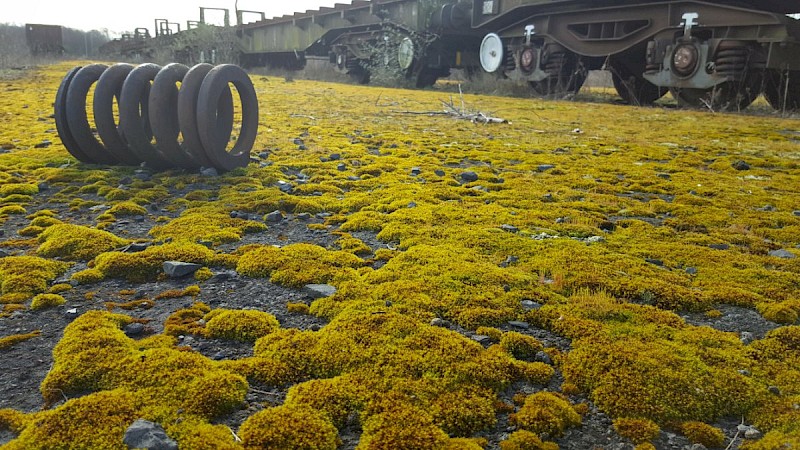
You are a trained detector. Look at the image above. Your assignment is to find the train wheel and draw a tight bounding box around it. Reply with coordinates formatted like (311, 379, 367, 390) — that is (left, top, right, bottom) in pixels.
(670, 73, 762, 111)
(529, 51, 586, 98)
(610, 61, 666, 106)
(763, 70, 800, 111)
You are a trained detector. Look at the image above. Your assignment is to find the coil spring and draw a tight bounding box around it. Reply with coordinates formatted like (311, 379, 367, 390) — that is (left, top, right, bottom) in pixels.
(714, 42, 749, 78)
(504, 47, 516, 72)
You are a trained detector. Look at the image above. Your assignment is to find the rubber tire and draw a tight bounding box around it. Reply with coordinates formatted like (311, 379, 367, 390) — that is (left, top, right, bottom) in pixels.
(55, 66, 94, 163)
(93, 63, 142, 165)
(197, 64, 258, 172)
(177, 63, 234, 168)
(65, 64, 118, 165)
(149, 63, 199, 170)
(119, 63, 172, 170)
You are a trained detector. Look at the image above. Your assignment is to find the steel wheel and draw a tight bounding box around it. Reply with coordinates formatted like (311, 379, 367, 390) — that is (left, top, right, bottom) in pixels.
(670, 74, 762, 112)
(610, 62, 666, 106)
(763, 70, 800, 111)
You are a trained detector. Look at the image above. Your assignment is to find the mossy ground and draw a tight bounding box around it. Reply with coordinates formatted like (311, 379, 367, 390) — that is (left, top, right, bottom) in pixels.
(0, 61, 799, 449)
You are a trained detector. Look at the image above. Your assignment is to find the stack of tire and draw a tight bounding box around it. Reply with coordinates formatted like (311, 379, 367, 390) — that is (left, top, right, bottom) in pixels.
(54, 63, 258, 172)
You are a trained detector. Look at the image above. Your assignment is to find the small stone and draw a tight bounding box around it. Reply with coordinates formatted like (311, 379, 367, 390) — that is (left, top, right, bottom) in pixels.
(259, 151, 269, 159)
(212, 351, 226, 361)
(471, 335, 491, 345)
(534, 351, 552, 365)
(276, 181, 293, 193)
(133, 215, 145, 223)
(645, 258, 664, 267)
(738, 368, 752, 376)
(410, 167, 421, 176)
(508, 321, 530, 329)
(198, 240, 213, 249)
(709, 243, 730, 250)
(744, 428, 762, 440)
(521, 300, 542, 310)
(303, 284, 337, 299)
(460, 171, 479, 183)
(385, 300, 392, 307)
(337, 163, 347, 171)
(740, 331, 754, 344)
(207, 273, 233, 283)
(537, 164, 555, 172)
(293, 138, 303, 146)
(347, 176, 361, 181)
(123, 419, 178, 450)
(200, 167, 219, 177)
(732, 160, 751, 171)
(500, 224, 519, 233)
(37, 182, 50, 191)
(124, 323, 145, 337)
(435, 169, 445, 177)
(64, 308, 79, 321)
(690, 444, 707, 450)
(0, 249, 8, 258)
(541, 193, 555, 203)
(499, 256, 519, 268)
(793, 210, 800, 217)
(685, 267, 698, 275)
(586, 236, 605, 243)
(768, 386, 782, 396)
(430, 318, 449, 328)
(34, 140, 52, 148)
(265, 210, 284, 223)
(296, 213, 311, 220)
(768, 249, 796, 259)
(656, 172, 671, 180)
(148, 203, 160, 212)
(598, 221, 615, 232)
(163, 261, 202, 278)
(123, 242, 150, 253)
(329, 153, 341, 161)
(298, 144, 308, 151)
(407, 202, 417, 209)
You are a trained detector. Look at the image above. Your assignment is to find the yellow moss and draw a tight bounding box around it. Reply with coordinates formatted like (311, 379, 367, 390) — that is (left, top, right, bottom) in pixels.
(239, 404, 339, 450)
(0, 408, 30, 434)
(37, 223, 130, 261)
(29, 216, 62, 228)
(635, 444, 657, 450)
(93, 242, 215, 282)
(48, 283, 73, 294)
(500, 331, 544, 361)
(154, 285, 200, 300)
(237, 243, 363, 287)
(0, 205, 26, 215)
(107, 201, 147, 216)
(758, 302, 799, 325)
(149, 207, 266, 244)
(429, 387, 497, 436)
(17, 225, 44, 237)
(71, 268, 105, 284)
(287, 302, 310, 314)
(164, 302, 211, 337)
(358, 399, 448, 450)
(0, 256, 69, 295)
(613, 417, 661, 444)
(204, 309, 280, 342)
(194, 267, 213, 282)
(105, 299, 154, 311)
(511, 392, 581, 437)
(499, 430, 559, 450)
(0, 293, 31, 305)
(0, 183, 38, 197)
(30, 293, 66, 310)
(476, 326, 503, 342)
(680, 421, 725, 448)
(0, 330, 41, 350)
(284, 376, 363, 429)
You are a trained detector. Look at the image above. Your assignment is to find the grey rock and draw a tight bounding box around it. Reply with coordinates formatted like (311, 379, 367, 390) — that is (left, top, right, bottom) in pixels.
(0, 249, 8, 258)
(508, 321, 530, 329)
(541, 193, 555, 203)
(133, 215, 145, 223)
(329, 153, 341, 161)
(740, 331, 754, 344)
(296, 213, 312, 220)
(64, 308, 79, 321)
(586, 236, 605, 243)
(460, 171, 479, 183)
(690, 444, 707, 450)
(769, 249, 796, 259)
(709, 243, 730, 250)
(198, 240, 213, 249)
(124, 323, 145, 337)
(163, 261, 202, 278)
(212, 351, 226, 361)
(347, 176, 361, 181)
(410, 167, 421, 176)
(207, 273, 233, 283)
(200, 167, 219, 177)
(303, 284, 337, 299)
(793, 210, 800, 217)
(337, 163, 347, 171)
(34, 140, 52, 148)
(521, 300, 542, 310)
(407, 202, 417, 209)
(555, 217, 568, 224)
(500, 224, 519, 233)
(37, 182, 50, 191)
(276, 180, 293, 193)
(499, 256, 519, 268)
(430, 318, 449, 328)
(471, 335, 491, 345)
(123, 419, 177, 450)
(534, 351, 552, 365)
(744, 428, 762, 440)
(656, 172, 672, 180)
(537, 164, 555, 172)
(732, 160, 751, 171)
(645, 258, 664, 267)
(769, 385, 782, 396)
(310, 324, 321, 332)
(738, 368, 752, 376)
(265, 210, 284, 223)
(685, 267, 698, 275)
(435, 169, 445, 177)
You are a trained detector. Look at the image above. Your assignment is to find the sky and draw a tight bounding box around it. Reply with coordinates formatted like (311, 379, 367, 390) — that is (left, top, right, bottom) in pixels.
(2, 0, 346, 35)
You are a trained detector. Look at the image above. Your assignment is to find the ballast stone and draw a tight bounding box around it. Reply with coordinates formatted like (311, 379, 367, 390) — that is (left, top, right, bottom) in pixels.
(163, 261, 202, 278)
(303, 284, 337, 299)
(123, 419, 177, 450)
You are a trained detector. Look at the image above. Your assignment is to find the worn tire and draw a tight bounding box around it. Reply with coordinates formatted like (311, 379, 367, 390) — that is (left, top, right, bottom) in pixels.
(119, 63, 172, 170)
(149, 63, 199, 169)
(93, 63, 142, 165)
(54, 66, 94, 163)
(65, 64, 118, 165)
(177, 63, 234, 168)
(197, 64, 258, 172)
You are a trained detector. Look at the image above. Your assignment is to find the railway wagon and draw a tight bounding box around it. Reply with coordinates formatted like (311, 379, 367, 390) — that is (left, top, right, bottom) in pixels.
(237, 0, 483, 86)
(474, 0, 800, 110)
